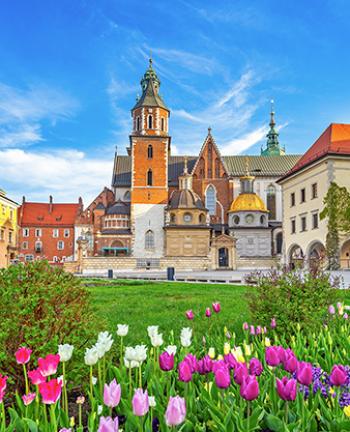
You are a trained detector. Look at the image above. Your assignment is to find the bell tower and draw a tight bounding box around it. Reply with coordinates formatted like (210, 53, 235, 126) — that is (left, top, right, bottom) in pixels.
(129, 58, 170, 258)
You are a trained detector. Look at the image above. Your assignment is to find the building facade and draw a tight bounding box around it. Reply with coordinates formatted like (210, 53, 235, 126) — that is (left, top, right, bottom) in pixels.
(0, 189, 18, 268)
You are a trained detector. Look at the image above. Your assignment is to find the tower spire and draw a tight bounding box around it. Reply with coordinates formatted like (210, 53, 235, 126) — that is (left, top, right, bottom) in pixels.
(261, 100, 285, 156)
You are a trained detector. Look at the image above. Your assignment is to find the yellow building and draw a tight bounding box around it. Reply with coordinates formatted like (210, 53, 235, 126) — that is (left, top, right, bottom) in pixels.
(0, 189, 19, 268)
(278, 123, 350, 269)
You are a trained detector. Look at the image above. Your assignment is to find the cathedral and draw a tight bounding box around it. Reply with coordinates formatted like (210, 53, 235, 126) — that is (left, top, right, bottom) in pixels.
(75, 59, 301, 270)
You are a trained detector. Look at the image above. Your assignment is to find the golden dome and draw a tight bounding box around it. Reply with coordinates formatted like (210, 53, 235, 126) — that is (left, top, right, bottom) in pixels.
(229, 193, 268, 213)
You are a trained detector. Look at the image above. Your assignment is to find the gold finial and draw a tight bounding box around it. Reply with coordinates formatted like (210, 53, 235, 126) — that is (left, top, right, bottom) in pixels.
(244, 156, 250, 176)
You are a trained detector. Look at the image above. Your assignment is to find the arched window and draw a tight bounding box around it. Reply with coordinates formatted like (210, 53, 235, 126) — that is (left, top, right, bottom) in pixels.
(199, 157, 205, 177)
(136, 116, 141, 131)
(148, 115, 153, 129)
(205, 185, 216, 215)
(170, 213, 176, 223)
(267, 184, 276, 220)
(199, 213, 206, 224)
(161, 117, 165, 131)
(147, 169, 153, 186)
(145, 230, 154, 250)
(147, 145, 153, 159)
(123, 190, 131, 201)
(276, 232, 283, 254)
(35, 241, 42, 253)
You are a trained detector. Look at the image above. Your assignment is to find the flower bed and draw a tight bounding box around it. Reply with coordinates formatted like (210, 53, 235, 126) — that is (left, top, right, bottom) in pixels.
(1, 302, 350, 431)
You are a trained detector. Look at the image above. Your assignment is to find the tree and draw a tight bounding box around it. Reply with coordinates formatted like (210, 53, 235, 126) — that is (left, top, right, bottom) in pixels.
(320, 182, 350, 269)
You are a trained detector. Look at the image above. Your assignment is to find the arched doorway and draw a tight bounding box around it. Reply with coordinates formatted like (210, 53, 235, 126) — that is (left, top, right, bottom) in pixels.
(307, 241, 326, 271)
(341, 239, 350, 269)
(218, 247, 229, 267)
(288, 244, 304, 269)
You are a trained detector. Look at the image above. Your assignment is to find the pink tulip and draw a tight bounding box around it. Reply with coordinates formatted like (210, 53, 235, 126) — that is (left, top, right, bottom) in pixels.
(159, 352, 175, 371)
(103, 379, 121, 408)
(212, 302, 221, 313)
(98, 416, 119, 432)
(59, 429, 72, 432)
(197, 355, 213, 374)
(0, 374, 8, 403)
(132, 388, 149, 416)
(283, 350, 298, 374)
(265, 347, 280, 367)
(215, 366, 231, 389)
(271, 318, 277, 329)
(276, 346, 286, 364)
(328, 305, 335, 315)
(185, 310, 194, 320)
(276, 377, 297, 401)
(344, 313, 349, 320)
(330, 365, 348, 386)
(243, 322, 249, 331)
(234, 363, 248, 385)
(205, 308, 212, 318)
(183, 354, 197, 373)
(178, 360, 192, 382)
(15, 347, 32, 365)
(39, 378, 62, 404)
(250, 325, 255, 335)
(28, 369, 46, 385)
(165, 396, 186, 427)
(212, 360, 228, 374)
(256, 326, 262, 335)
(296, 362, 313, 386)
(22, 393, 36, 406)
(249, 358, 263, 376)
(224, 353, 238, 370)
(240, 375, 259, 401)
(38, 354, 60, 377)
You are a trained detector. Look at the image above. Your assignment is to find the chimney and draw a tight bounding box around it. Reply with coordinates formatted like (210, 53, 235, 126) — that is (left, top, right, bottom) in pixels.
(78, 196, 83, 213)
(49, 195, 53, 213)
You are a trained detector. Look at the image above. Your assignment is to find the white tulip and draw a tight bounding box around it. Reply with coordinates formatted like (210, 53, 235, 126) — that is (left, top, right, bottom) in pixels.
(180, 327, 192, 347)
(84, 347, 99, 366)
(149, 396, 156, 407)
(92, 376, 97, 385)
(150, 333, 163, 347)
(147, 326, 159, 338)
(97, 405, 103, 415)
(134, 344, 147, 364)
(117, 324, 129, 337)
(58, 344, 74, 362)
(165, 345, 177, 356)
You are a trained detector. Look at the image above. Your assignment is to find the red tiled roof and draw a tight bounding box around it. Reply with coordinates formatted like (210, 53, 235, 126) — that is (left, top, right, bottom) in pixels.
(281, 123, 350, 179)
(20, 202, 80, 226)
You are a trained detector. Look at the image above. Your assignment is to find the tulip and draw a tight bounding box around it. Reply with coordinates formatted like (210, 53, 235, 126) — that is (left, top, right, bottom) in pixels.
(159, 352, 174, 371)
(250, 325, 255, 335)
(276, 346, 286, 364)
(212, 360, 228, 373)
(38, 354, 60, 377)
(15, 347, 32, 365)
(22, 393, 36, 406)
(215, 366, 231, 389)
(178, 360, 192, 382)
(344, 406, 350, 417)
(276, 377, 297, 401)
(264, 337, 271, 347)
(184, 354, 197, 373)
(103, 379, 121, 408)
(234, 362, 248, 385)
(212, 302, 221, 313)
(150, 333, 163, 347)
(240, 376, 259, 401)
(197, 355, 213, 374)
(132, 388, 149, 416)
(149, 396, 156, 407)
(330, 365, 348, 386)
(249, 358, 263, 376)
(344, 313, 349, 320)
(58, 344, 74, 362)
(256, 326, 262, 335)
(147, 326, 159, 338)
(98, 416, 119, 432)
(84, 347, 99, 366)
(265, 347, 280, 367)
(39, 378, 63, 404)
(0, 374, 8, 402)
(165, 345, 177, 356)
(283, 349, 298, 374)
(224, 353, 237, 370)
(328, 305, 336, 315)
(271, 318, 277, 329)
(231, 346, 245, 363)
(208, 347, 216, 359)
(224, 342, 230, 355)
(296, 362, 313, 386)
(243, 322, 249, 331)
(165, 396, 186, 427)
(28, 369, 46, 385)
(185, 310, 194, 320)
(116, 324, 129, 337)
(205, 307, 212, 318)
(180, 328, 192, 348)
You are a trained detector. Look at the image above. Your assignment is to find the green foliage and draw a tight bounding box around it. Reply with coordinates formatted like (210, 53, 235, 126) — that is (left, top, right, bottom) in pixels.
(248, 269, 340, 333)
(0, 261, 99, 379)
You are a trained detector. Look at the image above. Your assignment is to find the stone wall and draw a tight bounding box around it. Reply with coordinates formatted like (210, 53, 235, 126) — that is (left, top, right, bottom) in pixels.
(236, 256, 279, 270)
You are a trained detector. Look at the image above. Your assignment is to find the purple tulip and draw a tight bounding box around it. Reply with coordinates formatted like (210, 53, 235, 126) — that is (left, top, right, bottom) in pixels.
(185, 310, 194, 320)
(330, 365, 348, 386)
(249, 358, 263, 376)
(283, 350, 298, 374)
(243, 322, 249, 331)
(240, 376, 259, 401)
(197, 355, 212, 375)
(296, 362, 313, 386)
(97, 416, 119, 432)
(212, 302, 221, 313)
(183, 354, 197, 373)
(234, 362, 248, 385)
(165, 396, 186, 427)
(344, 313, 349, 320)
(132, 388, 149, 416)
(103, 379, 121, 408)
(224, 353, 238, 370)
(250, 325, 255, 335)
(265, 347, 280, 367)
(276, 377, 297, 401)
(159, 352, 174, 372)
(276, 346, 286, 364)
(215, 366, 231, 389)
(212, 360, 228, 374)
(270, 318, 277, 329)
(178, 360, 192, 382)
(205, 308, 212, 318)
(328, 305, 336, 315)
(256, 326, 262, 335)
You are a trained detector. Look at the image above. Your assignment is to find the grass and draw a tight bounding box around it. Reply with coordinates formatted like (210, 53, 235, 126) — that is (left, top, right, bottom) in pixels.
(86, 279, 251, 345)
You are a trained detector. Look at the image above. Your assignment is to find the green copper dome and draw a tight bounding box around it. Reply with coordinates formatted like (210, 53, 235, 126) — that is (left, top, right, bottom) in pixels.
(140, 58, 160, 91)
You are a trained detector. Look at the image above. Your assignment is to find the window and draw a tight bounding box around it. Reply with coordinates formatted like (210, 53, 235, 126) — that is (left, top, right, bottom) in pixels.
(170, 213, 176, 223)
(301, 188, 306, 203)
(276, 232, 283, 254)
(53, 229, 59, 238)
(245, 214, 254, 224)
(266, 184, 276, 220)
(147, 169, 153, 186)
(148, 115, 153, 129)
(260, 215, 266, 225)
(53, 256, 59, 262)
(233, 215, 240, 225)
(215, 159, 220, 178)
(301, 216, 307, 232)
(35, 228, 42, 237)
(145, 230, 154, 250)
(290, 192, 295, 207)
(183, 213, 192, 223)
(35, 241, 42, 253)
(205, 185, 216, 215)
(64, 229, 70, 238)
(311, 183, 318, 199)
(23, 228, 29, 237)
(312, 212, 319, 229)
(25, 255, 34, 262)
(136, 116, 141, 131)
(8, 231, 13, 244)
(199, 213, 206, 224)
(148, 145, 153, 159)
(57, 240, 64, 250)
(291, 219, 296, 234)
(123, 191, 131, 201)
(161, 117, 165, 131)
(22, 241, 28, 250)
(0, 229, 4, 240)
(10, 210, 13, 219)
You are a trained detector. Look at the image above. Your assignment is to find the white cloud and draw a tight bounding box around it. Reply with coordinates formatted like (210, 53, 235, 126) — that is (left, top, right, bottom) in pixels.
(221, 126, 268, 155)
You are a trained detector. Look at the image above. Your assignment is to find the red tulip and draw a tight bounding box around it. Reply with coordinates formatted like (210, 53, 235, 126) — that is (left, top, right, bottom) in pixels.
(212, 302, 221, 313)
(296, 362, 313, 386)
(330, 365, 348, 386)
(15, 347, 32, 365)
(159, 352, 175, 372)
(185, 310, 194, 320)
(240, 375, 259, 401)
(276, 377, 297, 401)
(178, 360, 192, 382)
(0, 374, 8, 403)
(39, 378, 62, 404)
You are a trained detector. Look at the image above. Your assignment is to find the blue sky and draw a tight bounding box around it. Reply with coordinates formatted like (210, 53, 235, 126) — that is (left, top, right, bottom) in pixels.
(1, 0, 350, 204)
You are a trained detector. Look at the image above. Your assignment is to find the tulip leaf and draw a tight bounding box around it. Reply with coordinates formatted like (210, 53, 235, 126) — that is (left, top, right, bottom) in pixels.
(266, 414, 285, 432)
(23, 419, 38, 432)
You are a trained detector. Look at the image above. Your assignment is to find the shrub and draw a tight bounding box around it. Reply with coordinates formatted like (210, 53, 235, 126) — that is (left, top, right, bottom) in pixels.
(0, 260, 99, 381)
(247, 268, 340, 334)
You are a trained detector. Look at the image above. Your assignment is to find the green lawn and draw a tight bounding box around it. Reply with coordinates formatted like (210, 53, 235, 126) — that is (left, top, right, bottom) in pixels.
(86, 279, 251, 345)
